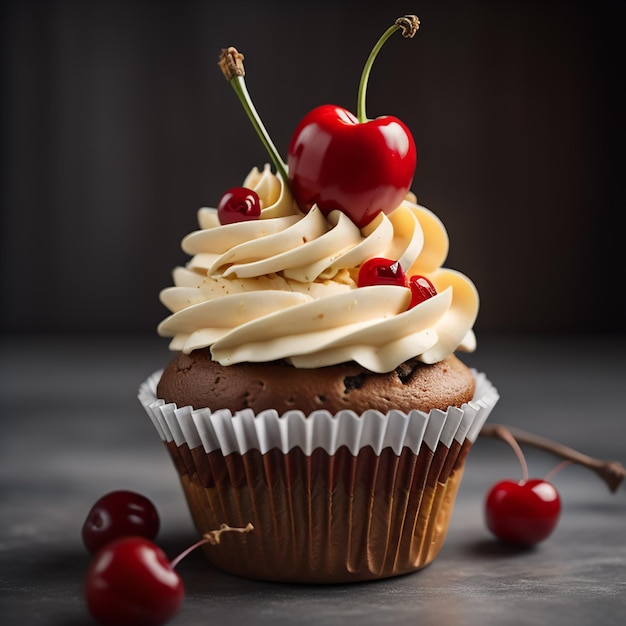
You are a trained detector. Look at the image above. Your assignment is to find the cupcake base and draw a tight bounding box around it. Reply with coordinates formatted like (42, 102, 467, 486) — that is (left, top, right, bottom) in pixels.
(139, 369, 498, 583)
(171, 443, 468, 583)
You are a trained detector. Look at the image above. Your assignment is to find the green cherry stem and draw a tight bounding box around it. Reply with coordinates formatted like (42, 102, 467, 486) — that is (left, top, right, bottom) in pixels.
(218, 47, 290, 184)
(356, 15, 420, 123)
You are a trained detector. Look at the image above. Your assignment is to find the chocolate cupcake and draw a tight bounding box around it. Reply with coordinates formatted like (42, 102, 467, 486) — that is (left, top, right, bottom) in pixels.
(139, 160, 498, 582)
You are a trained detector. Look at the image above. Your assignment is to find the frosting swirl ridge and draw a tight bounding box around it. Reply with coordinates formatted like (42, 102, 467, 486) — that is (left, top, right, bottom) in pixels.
(158, 165, 478, 372)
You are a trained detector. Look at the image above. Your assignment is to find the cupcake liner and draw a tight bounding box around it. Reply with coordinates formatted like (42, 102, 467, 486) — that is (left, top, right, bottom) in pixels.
(138, 369, 498, 583)
(138, 369, 497, 456)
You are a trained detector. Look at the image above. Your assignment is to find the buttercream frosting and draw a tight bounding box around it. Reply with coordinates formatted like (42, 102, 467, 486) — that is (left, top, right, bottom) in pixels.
(158, 164, 478, 372)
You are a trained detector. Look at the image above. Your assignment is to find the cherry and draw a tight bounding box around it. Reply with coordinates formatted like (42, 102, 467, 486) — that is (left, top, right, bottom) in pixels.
(356, 260, 438, 312)
(408, 275, 437, 308)
(82, 490, 160, 554)
(84, 523, 253, 626)
(85, 537, 184, 626)
(483, 426, 562, 546)
(356, 260, 438, 311)
(287, 17, 420, 227)
(357, 257, 406, 287)
(219, 18, 420, 229)
(485, 479, 561, 546)
(217, 186, 261, 224)
(288, 104, 416, 228)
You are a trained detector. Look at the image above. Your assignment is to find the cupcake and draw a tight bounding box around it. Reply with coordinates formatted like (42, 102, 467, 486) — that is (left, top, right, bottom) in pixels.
(139, 17, 498, 583)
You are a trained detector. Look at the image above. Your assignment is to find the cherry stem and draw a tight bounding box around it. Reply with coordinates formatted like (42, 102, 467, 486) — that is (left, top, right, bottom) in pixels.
(218, 47, 289, 185)
(169, 523, 254, 570)
(544, 460, 573, 483)
(169, 536, 209, 570)
(481, 423, 626, 493)
(485, 424, 529, 482)
(357, 15, 420, 123)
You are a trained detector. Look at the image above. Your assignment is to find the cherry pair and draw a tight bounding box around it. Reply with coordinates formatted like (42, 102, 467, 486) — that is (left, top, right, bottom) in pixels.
(358, 257, 437, 308)
(82, 491, 183, 626)
(82, 491, 253, 626)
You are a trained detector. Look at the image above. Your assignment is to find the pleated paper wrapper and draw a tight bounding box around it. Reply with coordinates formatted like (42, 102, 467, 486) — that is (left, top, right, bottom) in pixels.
(139, 369, 498, 583)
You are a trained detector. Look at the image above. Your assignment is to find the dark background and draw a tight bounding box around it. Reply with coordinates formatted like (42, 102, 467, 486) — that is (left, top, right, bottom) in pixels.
(1, 0, 624, 338)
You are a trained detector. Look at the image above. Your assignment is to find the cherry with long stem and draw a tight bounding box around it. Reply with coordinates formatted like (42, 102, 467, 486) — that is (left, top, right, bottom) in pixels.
(287, 16, 419, 227)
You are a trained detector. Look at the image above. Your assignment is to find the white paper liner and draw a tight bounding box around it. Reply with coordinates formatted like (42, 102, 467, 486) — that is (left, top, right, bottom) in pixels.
(138, 369, 498, 456)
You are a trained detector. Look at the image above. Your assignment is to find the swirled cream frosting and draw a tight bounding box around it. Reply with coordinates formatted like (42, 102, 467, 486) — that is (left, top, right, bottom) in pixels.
(158, 164, 478, 373)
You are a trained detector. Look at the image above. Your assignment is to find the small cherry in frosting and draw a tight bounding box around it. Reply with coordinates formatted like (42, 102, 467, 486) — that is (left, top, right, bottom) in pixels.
(357, 257, 406, 287)
(217, 187, 261, 224)
(82, 490, 160, 554)
(408, 275, 437, 308)
(357, 259, 438, 310)
(483, 426, 562, 546)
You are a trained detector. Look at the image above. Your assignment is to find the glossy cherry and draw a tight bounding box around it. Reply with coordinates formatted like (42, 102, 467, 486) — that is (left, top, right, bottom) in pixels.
(220, 18, 419, 229)
(484, 427, 562, 546)
(217, 187, 261, 224)
(357, 257, 406, 287)
(485, 479, 561, 546)
(85, 536, 184, 626)
(82, 490, 160, 554)
(288, 105, 416, 228)
(357, 260, 438, 310)
(408, 275, 437, 308)
(287, 17, 419, 228)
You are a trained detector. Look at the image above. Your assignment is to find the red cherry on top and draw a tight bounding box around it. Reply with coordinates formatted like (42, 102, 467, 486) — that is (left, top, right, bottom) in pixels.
(85, 536, 184, 626)
(485, 478, 561, 546)
(287, 104, 416, 228)
(82, 490, 160, 554)
(357, 257, 406, 287)
(408, 275, 437, 308)
(217, 187, 261, 224)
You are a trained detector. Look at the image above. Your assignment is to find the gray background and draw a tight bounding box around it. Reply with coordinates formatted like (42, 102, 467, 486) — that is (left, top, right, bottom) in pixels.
(2, 0, 625, 337)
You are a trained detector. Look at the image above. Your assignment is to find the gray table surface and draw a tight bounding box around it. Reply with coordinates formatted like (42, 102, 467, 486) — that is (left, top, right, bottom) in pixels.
(1, 333, 625, 626)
